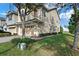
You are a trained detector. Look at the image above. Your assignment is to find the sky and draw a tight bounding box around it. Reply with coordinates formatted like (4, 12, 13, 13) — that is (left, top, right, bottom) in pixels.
(0, 3, 74, 31)
(58, 4, 74, 31)
(44, 3, 74, 31)
(0, 3, 16, 18)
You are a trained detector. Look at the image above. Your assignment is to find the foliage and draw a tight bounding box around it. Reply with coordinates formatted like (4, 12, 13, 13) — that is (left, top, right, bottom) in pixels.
(68, 14, 76, 34)
(68, 9, 79, 34)
(11, 37, 36, 45)
(1, 33, 79, 56)
(60, 26, 63, 34)
(0, 30, 5, 33)
(39, 33, 57, 37)
(0, 32, 11, 37)
(11, 38, 20, 44)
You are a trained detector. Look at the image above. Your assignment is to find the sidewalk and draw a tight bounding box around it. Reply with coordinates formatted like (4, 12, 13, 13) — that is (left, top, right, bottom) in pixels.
(0, 36, 20, 43)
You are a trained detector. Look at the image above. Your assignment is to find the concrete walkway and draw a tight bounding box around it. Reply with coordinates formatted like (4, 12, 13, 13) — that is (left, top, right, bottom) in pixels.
(0, 35, 54, 43)
(0, 36, 20, 43)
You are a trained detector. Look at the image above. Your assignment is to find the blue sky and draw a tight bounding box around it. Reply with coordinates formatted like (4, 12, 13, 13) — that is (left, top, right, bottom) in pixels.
(58, 5, 74, 30)
(0, 3, 74, 31)
(0, 3, 16, 18)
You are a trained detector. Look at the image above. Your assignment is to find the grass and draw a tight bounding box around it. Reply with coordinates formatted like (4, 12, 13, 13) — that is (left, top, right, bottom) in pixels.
(0, 33, 79, 56)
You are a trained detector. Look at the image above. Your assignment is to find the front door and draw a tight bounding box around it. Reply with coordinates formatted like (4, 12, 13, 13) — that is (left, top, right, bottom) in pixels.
(25, 27, 39, 37)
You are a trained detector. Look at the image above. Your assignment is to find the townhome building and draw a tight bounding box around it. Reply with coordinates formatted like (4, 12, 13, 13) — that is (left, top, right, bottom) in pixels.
(5, 5, 60, 37)
(0, 17, 6, 30)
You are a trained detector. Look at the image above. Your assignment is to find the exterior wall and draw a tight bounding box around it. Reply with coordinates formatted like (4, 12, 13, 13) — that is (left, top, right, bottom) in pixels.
(25, 25, 40, 37)
(0, 20, 6, 30)
(6, 14, 18, 34)
(47, 9, 60, 33)
(6, 8, 60, 36)
(6, 14, 18, 25)
(41, 10, 51, 33)
(18, 12, 21, 22)
(17, 25, 40, 37)
(7, 26, 17, 35)
(37, 8, 43, 21)
(0, 20, 5, 26)
(17, 26, 22, 36)
(0, 20, 1, 26)
(12, 14, 18, 22)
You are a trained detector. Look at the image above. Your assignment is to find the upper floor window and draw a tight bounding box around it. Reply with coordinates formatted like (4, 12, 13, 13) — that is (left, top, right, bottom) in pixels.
(53, 26, 57, 32)
(51, 17, 54, 24)
(8, 15, 12, 20)
(43, 10, 46, 17)
(44, 12, 46, 17)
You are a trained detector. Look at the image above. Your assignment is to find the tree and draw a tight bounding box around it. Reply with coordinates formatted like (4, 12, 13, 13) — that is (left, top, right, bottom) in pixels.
(56, 3, 79, 50)
(72, 4, 79, 50)
(68, 14, 76, 34)
(60, 26, 63, 34)
(14, 3, 43, 37)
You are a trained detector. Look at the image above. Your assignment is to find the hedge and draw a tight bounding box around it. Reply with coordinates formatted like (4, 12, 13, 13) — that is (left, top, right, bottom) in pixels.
(0, 32, 11, 37)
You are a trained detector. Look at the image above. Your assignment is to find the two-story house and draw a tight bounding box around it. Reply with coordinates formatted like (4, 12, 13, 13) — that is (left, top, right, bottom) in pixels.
(0, 17, 6, 30)
(6, 11, 18, 35)
(6, 5, 60, 37)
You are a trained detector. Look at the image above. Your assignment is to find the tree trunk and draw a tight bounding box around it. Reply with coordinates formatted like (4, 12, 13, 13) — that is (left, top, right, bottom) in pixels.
(73, 29, 78, 49)
(72, 3, 78, 50)
(21, 16, 25, 37)
(73, 22, 79, 49)
(18, 11, 25, 37)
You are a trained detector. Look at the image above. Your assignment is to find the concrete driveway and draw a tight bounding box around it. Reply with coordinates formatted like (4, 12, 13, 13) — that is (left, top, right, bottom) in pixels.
(0, 36, 20, 43)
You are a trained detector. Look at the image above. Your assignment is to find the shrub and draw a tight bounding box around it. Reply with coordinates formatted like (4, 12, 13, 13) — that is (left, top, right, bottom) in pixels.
(13, 33, 17, 35)
(0, 30, 11, 37)
(0, 32, 11, 37)
(39, 33, 57, 37)
(0, 30, 5, 33)
(59, 26, 63, 34)
(11, 37, 36, 45)
(11, 38, 21, 44)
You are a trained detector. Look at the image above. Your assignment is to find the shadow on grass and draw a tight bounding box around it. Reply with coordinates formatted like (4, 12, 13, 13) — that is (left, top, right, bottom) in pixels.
(0, 44, 17, 55)
(0, 33, 79, 56)
(33, 33, 79, 56)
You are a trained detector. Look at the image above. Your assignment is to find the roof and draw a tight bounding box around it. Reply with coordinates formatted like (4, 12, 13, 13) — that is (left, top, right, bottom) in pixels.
(0, 17, 5, 21)
(42, 6, 57, 12)
(7, 18, 43, 26)
(6, 11, 18, 16)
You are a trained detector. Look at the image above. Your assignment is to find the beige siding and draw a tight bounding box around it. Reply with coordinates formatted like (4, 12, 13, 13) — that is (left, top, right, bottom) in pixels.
(0, 20, 2, 26)
(8, 26, 17, 35)
(6, 8, 60, 36)
(12, 14, 18, 22)
(47, 9, 60, 33)
(0, 20, 5, 26)
(18, 12, 21, 22)
(17, 26, 22, 36)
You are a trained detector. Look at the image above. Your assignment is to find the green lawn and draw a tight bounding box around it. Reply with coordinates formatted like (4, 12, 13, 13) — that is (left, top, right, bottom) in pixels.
(0, 33, 79, 56)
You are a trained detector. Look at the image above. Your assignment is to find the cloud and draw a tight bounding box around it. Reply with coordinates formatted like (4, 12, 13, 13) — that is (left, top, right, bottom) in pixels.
(44, 3, 57, 10)
(63, 27, 69, 32)
(59, 9, 74, 20)
(59, 6, 74, 30)
(0, 12, 7, 16)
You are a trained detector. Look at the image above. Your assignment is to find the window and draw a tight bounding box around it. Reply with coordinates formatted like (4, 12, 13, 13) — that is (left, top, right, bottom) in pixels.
(21, 9, 25, 16)
(5, 28, 7, 31)
(51, 17, 54, 24)
(9, 15, 12, 20)
(44, 11, 46, 17)
(53, 26, 57, 32)
(42, 9, 46, 17)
